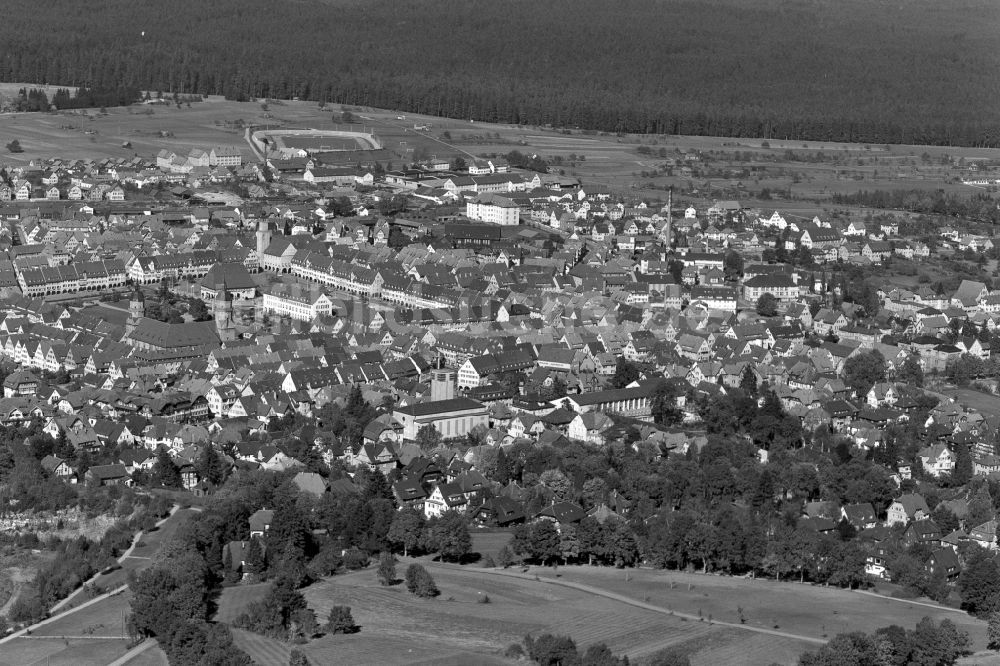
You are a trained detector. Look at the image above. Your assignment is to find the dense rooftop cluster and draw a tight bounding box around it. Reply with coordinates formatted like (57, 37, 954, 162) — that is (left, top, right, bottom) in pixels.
(1, 145, 1000, 654)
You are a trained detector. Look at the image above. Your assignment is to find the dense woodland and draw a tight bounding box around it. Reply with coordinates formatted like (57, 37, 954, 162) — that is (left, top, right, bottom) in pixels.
(2, 0, 1000, 146)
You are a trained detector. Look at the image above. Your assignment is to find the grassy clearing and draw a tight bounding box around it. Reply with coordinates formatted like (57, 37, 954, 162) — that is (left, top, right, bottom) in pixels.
(0, 637, 131, 666)
(470, 530, 513, 562)
(215, 560, 930, 664)
(940, 388, 1000, 419)
(121, 644, 169, 666)
(959, 652, 1000, 666)
(529, 566, 987, 650)
(230, 628, 292, 666)
(279, 560, 784, 664)
(214, 582, 270, 624)
(32, 591, 131, 638)
(690, 632, 814, 666)
(127, 507, 197, 560)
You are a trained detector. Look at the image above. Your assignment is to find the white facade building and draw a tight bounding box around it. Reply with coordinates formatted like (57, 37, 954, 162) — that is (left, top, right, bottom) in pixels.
(466, 194, 520, 226)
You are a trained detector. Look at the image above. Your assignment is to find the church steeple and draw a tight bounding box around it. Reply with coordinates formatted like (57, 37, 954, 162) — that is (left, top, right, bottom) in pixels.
(256, 218, 272, 260)
(214, 277, 237, 343)
(126, 285, 144, 337)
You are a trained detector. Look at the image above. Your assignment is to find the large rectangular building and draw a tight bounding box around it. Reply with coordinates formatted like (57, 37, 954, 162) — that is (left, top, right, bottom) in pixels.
(554, 385, 654, 420)
(261, 285, 333, 321)
(393, 397, 488, 441)
(466, 194, 520, 226)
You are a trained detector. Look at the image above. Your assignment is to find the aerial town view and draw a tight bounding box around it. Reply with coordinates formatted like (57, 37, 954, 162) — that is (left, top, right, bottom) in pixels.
(1, 1, 1000, 665)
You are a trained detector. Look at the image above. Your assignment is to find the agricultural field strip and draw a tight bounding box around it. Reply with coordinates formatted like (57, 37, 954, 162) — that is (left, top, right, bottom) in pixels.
(105, 639, 158, 666)
(532, 566, 987, 651)
(231, 629, 290, 666)
(18, 634, 124, 639)
(438, 564, 826, 645)
(31, 591, 132, 638)
(853, 589, 975, 615)
(0, 637, 131, 666)
(0, 584, 128, 645)
(222, 564, 800, 664)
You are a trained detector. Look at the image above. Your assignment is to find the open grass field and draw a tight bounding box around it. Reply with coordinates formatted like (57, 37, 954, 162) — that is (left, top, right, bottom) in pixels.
(121, 645, 169, 666)
(0, 636, 131, 666)
(212, 560, 814, 666)
(1, 581, 133, 663)
(214, 582, 270, 624)
(940, 387, 1000, 419)
(210, 559, 989, 664)
(31, 591, 131, 639)
(127, 507, 197, 561)
(529, 566, 988, 651)
(471, 529, 513, 562)
(279, 135, 365, 152)
(959, 652, 1000, 666)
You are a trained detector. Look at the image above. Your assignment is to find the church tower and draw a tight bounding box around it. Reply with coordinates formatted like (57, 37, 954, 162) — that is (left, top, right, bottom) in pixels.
(126, 286, 144, 337)
(664, 188, 673, 249)
(214, 280, 237, 343)
(256, 218, 272, 262)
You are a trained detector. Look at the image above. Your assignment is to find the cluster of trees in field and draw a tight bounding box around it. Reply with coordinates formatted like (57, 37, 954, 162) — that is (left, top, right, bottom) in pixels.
(511, 633, 631, 666)
(6, 86, 140, 112)
(832, 190, 1000, 223)
(1, 0, 999, 146)
(799, 618, 970, 666)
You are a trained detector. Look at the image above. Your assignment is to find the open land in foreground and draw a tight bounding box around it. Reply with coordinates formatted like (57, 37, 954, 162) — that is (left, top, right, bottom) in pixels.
(529, 565, 987, 649)
(211, 557, 984, 666)
(200, 530, 995, 666)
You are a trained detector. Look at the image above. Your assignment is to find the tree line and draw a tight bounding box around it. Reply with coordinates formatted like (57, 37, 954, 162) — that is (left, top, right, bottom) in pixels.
(7, 86, 140, 112)
(832, 189, 1000, 224)
(799, 618, 970, 666)
(1, 0, 999, 146)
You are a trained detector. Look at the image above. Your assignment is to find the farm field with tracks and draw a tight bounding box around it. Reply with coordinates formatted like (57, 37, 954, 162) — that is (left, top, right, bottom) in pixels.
(216, 560, 822, 665)
(212, 559, 996, 665)
(529, 565, 988, 651)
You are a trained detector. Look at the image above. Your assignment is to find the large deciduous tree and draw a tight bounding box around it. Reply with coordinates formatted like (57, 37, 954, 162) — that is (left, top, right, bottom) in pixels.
(152, 445, 182, 488)
(843, 349, 887, 398)
(756, 292, 778, 317)
(611, 358, 640, 389)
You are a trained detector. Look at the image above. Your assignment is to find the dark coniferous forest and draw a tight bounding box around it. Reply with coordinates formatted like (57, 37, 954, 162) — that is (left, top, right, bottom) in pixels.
(4, 0, 1000, 146)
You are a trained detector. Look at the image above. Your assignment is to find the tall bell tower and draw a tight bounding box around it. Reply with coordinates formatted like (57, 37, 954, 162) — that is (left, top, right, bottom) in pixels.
(126, 286, 144, 337)
(256, 218, 272, 263)
(664, 188, 673, 249)
(214, 279, 237, 343)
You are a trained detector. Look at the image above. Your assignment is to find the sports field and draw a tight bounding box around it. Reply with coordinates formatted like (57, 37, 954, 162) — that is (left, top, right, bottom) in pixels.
(280, 135, 364, 152)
